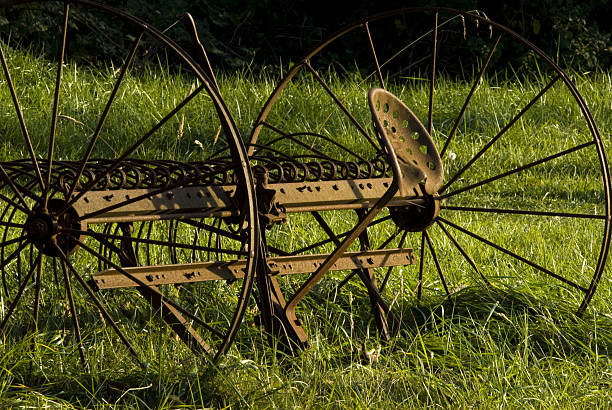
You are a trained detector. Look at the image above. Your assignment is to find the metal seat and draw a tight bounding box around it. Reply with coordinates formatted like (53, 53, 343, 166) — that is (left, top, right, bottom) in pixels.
(368, 88, 443, 196)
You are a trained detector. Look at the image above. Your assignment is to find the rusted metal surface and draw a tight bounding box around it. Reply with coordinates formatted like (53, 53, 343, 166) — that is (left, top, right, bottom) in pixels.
(70, 177, 430, 223)
(0, 2, 609, 365)
(91, 248, 416, 290)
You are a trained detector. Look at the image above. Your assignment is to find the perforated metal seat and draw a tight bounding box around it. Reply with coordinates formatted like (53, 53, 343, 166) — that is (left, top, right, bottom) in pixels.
(368, 88, 443, 196)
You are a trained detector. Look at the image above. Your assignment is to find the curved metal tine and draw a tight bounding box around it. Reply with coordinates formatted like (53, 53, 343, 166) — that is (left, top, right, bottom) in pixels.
(424, 230, 450, 296)
(417, 232, 425, 301)
(440, 34, 501, 158)
(54, 245, 141, 364)
(0, 221, 24, 229)
(0, 250, 40, 335)
(334, 224, 401, 293)
(0, 235, 28, 250)
(439, 75, 561, 194)
(74, 162, 234, 222)
(64, 32, 144, 202)
(62, 227, 247, 257)
(286, 184, 398, 311)
(44, 3, 70, 210)
(364, 21, 385, 89)
(74, 238, 225, 339)
(380, 230, 408, 293)
(439, 141, 594, 201)
(1, 239, 29, 298)
(59, 257, 86, 366)
(302, 61, 379, 151)
(0, 164, 30, 211)
(180, 219, 241, 242)
(0, 192, 30, 216)
(285, 214, 393, 256)
(305, 14, 463, 143)
(438, 216, 588, 292)
(6, 176, 42, 203)
(427, 12, 438, 134)
(436, 220, 491, 286)
(255, 122, 364, 162)
(0, 43, 45, 190)
(441, 205, 605, 220)
(29, 255, 42, 330)
(58, 83, 207, 216)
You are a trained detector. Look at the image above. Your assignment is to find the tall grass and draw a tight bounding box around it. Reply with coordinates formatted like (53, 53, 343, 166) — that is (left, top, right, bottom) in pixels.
(0, 48, 611, 408)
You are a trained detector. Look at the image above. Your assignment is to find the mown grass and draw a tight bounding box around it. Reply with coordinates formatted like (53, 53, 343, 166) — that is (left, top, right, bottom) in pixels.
(0, 46, 611, 408)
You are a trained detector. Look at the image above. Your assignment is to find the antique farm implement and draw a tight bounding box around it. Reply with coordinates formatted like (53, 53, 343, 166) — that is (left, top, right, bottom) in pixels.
(0, 1, 609, 364)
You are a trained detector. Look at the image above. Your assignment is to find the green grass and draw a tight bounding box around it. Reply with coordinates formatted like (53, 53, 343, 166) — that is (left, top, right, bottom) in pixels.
(0, 46, 611, 408)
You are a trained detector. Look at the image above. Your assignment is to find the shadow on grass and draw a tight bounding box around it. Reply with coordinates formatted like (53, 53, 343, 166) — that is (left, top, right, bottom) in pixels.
(0, 283, 610, 407)
(391, 285, 612, 358)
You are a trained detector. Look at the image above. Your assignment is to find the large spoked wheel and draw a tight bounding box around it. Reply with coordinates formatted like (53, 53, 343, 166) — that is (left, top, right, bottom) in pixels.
(0, 0, 258, 364)
(250, 6, 610, 335)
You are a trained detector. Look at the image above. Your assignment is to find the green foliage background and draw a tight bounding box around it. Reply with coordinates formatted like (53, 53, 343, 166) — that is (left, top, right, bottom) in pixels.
(1, 0, 610, 70)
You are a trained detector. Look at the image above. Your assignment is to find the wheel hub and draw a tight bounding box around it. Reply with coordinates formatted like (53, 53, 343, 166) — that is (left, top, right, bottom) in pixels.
(25, 212, 56, 242)
(390, 195, 440, 232)
(25, 199, 85, 257)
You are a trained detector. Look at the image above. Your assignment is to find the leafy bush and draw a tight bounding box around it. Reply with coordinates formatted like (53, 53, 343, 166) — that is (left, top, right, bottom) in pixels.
(0, 0, 610, 70)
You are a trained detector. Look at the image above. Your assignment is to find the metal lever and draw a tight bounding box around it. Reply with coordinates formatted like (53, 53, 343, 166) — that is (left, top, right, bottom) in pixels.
(183, 12, 220, 93)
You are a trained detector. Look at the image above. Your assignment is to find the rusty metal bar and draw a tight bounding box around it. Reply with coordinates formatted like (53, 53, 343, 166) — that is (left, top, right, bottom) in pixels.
(73, 178, 428, 224)
(91, 248, 415, 290)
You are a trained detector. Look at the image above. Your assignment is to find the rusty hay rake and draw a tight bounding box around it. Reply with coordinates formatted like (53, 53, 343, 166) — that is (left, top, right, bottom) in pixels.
(0, 1, 609, 365)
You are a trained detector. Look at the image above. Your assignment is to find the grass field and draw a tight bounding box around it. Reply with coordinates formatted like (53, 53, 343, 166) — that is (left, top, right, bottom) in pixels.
(0, 45, 611, 408)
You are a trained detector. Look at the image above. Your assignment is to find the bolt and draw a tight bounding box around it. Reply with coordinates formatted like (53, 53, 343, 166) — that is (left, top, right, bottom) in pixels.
(30, 219, 48, 238)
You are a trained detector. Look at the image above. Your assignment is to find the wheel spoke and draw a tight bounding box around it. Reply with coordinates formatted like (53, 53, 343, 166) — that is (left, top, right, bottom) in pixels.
(0, 239, 29, 299)
(0, 163, 30, 211)
(379, 230, 408, 293)
(440, 34, 502, 158)
(0, 235, 28, 250)
(439, 141, 594, 200)
(0, 250, 39, 335)
(427, 12, 438, 134)
(436, 221, 491, 286)
(439, 75, 561, 194)
(312, 211, 341, 246)
(438, 216, 588, 292)
(64, 32, 144, 202)
(256, 122, 366, 162)
(59, 83, 206, 215)
(417, 232, 425, 301)
(7, 178, 42, 203)
(0, 192, 30, 216)
(33, 259, 42, 329)
(179, 219, 241, 241)
(61, 227, 248, 257)
(287, 214, 392, 256)
(441, 205, 605, 219)
(364, 22, 385, 89)
(54, 245, 141, 362)
(0, 44, 45, 190)
(302, 61, 379, 150)
(45, 3, 70, 209)
(0, 221, 24, 229)
(75, 238, 225, 339)
(59, 258, 86, 365)
(424, 230, 449, 295)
